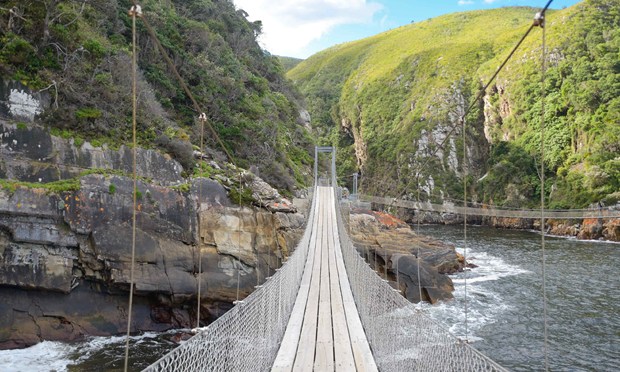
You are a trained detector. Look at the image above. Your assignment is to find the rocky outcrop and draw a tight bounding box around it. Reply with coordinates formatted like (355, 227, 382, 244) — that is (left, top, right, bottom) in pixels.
(0, 80, 50, 122)
(347, 208, 464, 304)
(0, 174, 307, 349)
(244, 172, 297, 213)
(0, 122, 183, 185)
(0, 120, 308, 349)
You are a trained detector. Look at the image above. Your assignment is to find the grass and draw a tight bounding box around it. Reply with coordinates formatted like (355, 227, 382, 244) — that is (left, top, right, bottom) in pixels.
(0, 178, 80, 194)
(0, 168, 149, 195)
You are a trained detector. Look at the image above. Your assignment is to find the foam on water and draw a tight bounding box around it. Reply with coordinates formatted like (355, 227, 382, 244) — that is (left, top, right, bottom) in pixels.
(426, 247, 530, 341)
(0, 331, 182, 372)
(0, 341, 74, 372)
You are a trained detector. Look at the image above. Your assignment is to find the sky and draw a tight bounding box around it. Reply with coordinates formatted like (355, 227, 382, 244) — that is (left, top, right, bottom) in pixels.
(232, 0, 582, 59)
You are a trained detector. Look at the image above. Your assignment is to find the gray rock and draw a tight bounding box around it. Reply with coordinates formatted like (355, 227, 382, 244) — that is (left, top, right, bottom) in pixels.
(0, 80, 50, 122)
(0, 121, 184, 185)
(348, 208, 462, 304)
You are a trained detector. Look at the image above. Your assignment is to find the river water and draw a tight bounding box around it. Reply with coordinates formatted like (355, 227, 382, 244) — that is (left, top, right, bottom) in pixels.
(0, 226, 617, 371)
(418, 225, 619, 372)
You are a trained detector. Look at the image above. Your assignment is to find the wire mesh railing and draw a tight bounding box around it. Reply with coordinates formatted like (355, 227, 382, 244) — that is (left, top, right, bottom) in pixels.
(143, 188, 316, 372)
(334, 188, 508, 371)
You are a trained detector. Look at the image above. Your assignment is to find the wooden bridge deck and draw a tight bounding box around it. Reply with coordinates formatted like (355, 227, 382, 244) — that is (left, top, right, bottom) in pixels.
(272, 186, 377, 372)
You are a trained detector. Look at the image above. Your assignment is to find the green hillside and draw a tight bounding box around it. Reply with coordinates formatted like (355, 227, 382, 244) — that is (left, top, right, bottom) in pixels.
(0, 0, 313, 191)
(289, 0, 619, 208)
(278, 56, 304, 72)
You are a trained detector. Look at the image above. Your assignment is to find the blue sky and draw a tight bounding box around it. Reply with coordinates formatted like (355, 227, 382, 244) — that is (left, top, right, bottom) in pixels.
(233, 0, 582, 58)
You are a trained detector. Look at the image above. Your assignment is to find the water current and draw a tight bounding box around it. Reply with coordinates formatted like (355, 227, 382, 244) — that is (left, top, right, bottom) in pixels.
(419, 225, 619, 372)
(0, 226, 617, 371)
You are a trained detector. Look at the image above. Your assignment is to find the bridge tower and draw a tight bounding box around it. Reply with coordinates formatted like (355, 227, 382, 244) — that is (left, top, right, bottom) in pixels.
(314, 146, 336, 186)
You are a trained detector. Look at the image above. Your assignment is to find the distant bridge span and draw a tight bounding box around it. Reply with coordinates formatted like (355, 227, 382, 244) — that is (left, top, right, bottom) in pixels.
(363, 195, 620, 220)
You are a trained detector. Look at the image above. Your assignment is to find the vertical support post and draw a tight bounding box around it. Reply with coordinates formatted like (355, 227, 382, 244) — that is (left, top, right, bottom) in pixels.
(314, 146, 318, 186)
(331, 147, 337, 194)
(353, 173, 358, 201)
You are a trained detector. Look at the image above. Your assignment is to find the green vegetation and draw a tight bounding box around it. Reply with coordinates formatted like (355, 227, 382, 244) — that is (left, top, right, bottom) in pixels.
(278, 56, 304, 72)
(290, 0, 619, 208)
(171, 183, 191, 194)
(229, 185, 256, 206)
(0, 178, 80, 194)
(0, 0, 313, 192)
(75, 108, 103, 120)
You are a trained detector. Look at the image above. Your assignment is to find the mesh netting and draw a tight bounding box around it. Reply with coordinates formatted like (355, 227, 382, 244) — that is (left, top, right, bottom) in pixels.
(334, 188, 507, 371)
(143, 189, 317, 372)
(144, 183, 507, 371)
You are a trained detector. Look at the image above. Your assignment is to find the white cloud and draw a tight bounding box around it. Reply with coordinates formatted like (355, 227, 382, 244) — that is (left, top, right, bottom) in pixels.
(233, 0, 383, 57)
(483, 0, 500, 3)
(458, 0, 474, 5)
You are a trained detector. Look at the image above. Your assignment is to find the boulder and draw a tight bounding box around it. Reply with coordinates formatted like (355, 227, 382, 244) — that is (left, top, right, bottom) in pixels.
(603, 218, 620, 241)
(348, 208, 463, 303)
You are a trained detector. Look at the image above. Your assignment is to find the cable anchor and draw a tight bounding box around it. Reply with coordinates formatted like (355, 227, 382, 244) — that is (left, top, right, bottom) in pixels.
(128, 5, 143, 18)
(533, 12, 545, 28)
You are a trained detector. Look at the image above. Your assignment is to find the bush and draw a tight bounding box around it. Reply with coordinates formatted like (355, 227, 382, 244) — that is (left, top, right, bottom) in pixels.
(83, 39, 106, 59)
(75, 108, 103, 120)
(0, 35, 35, 65)
(155, 134, 195, 171)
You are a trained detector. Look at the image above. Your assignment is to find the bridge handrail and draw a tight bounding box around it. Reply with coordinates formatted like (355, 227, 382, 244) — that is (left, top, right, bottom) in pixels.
(363, 195, 620, 219)
(334, 189, 508, 371)
(143, 187, 317, 372)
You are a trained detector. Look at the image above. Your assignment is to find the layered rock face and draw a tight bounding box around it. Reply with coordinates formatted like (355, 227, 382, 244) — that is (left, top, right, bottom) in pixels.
(346, 208, 464, 304)
(0, 121, 306, 349)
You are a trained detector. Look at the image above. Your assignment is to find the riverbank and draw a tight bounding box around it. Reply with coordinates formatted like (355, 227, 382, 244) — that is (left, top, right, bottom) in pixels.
(388, 206, 620, 242)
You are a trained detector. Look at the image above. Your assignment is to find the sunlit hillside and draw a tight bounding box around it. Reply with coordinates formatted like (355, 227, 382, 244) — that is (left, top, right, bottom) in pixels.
(289, 0, 619, 208)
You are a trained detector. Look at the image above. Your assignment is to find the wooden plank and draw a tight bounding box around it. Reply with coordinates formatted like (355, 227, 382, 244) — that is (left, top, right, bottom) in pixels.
(272, 187, 322, 371)
(292, 187, 326, 371)
(330, 190, 379, 372)
(326, 189, 357, 371)
(314, 190, 334, 371)
(273, 186, 378, 372)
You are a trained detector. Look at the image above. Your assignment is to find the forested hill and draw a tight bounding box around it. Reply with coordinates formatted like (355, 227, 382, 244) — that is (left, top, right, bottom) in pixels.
(0, 0, 313, 191)
(289, 0, 619, 209)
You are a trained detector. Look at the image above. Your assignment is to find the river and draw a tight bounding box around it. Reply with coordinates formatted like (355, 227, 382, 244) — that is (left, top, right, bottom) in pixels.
(0, 226, 617, 371)
(418, 225, 619, 372)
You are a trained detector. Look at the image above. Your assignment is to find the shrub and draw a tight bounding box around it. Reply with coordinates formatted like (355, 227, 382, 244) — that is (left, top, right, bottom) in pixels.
(155, 134, 195, 172)
(0, 35, 34, 65)
(75, 108, 103, 120)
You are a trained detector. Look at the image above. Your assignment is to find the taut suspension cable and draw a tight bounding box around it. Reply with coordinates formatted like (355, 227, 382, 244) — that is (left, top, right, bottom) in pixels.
(235, 170, 244, 303)
(123, 4, 142, 372)
(129, 1, 234, 165)
(127, 0, 251, 326)
(416, 173, 422, 303)
(537, 11, 550, 371)
(462, 115, 469, 343)
(196, 113, 207, 328)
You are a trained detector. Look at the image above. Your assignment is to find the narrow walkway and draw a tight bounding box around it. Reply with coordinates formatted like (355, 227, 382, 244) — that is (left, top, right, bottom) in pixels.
(272, 187, 377, 372)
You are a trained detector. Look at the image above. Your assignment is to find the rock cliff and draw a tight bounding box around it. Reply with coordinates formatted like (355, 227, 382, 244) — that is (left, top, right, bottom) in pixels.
(0, 120, 307, 349)
(346, 207, 463, 304)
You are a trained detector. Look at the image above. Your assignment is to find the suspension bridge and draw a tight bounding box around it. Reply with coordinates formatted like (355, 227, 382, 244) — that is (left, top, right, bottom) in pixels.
(117, 2, 588, 370)
(144, 148, 507, 371)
